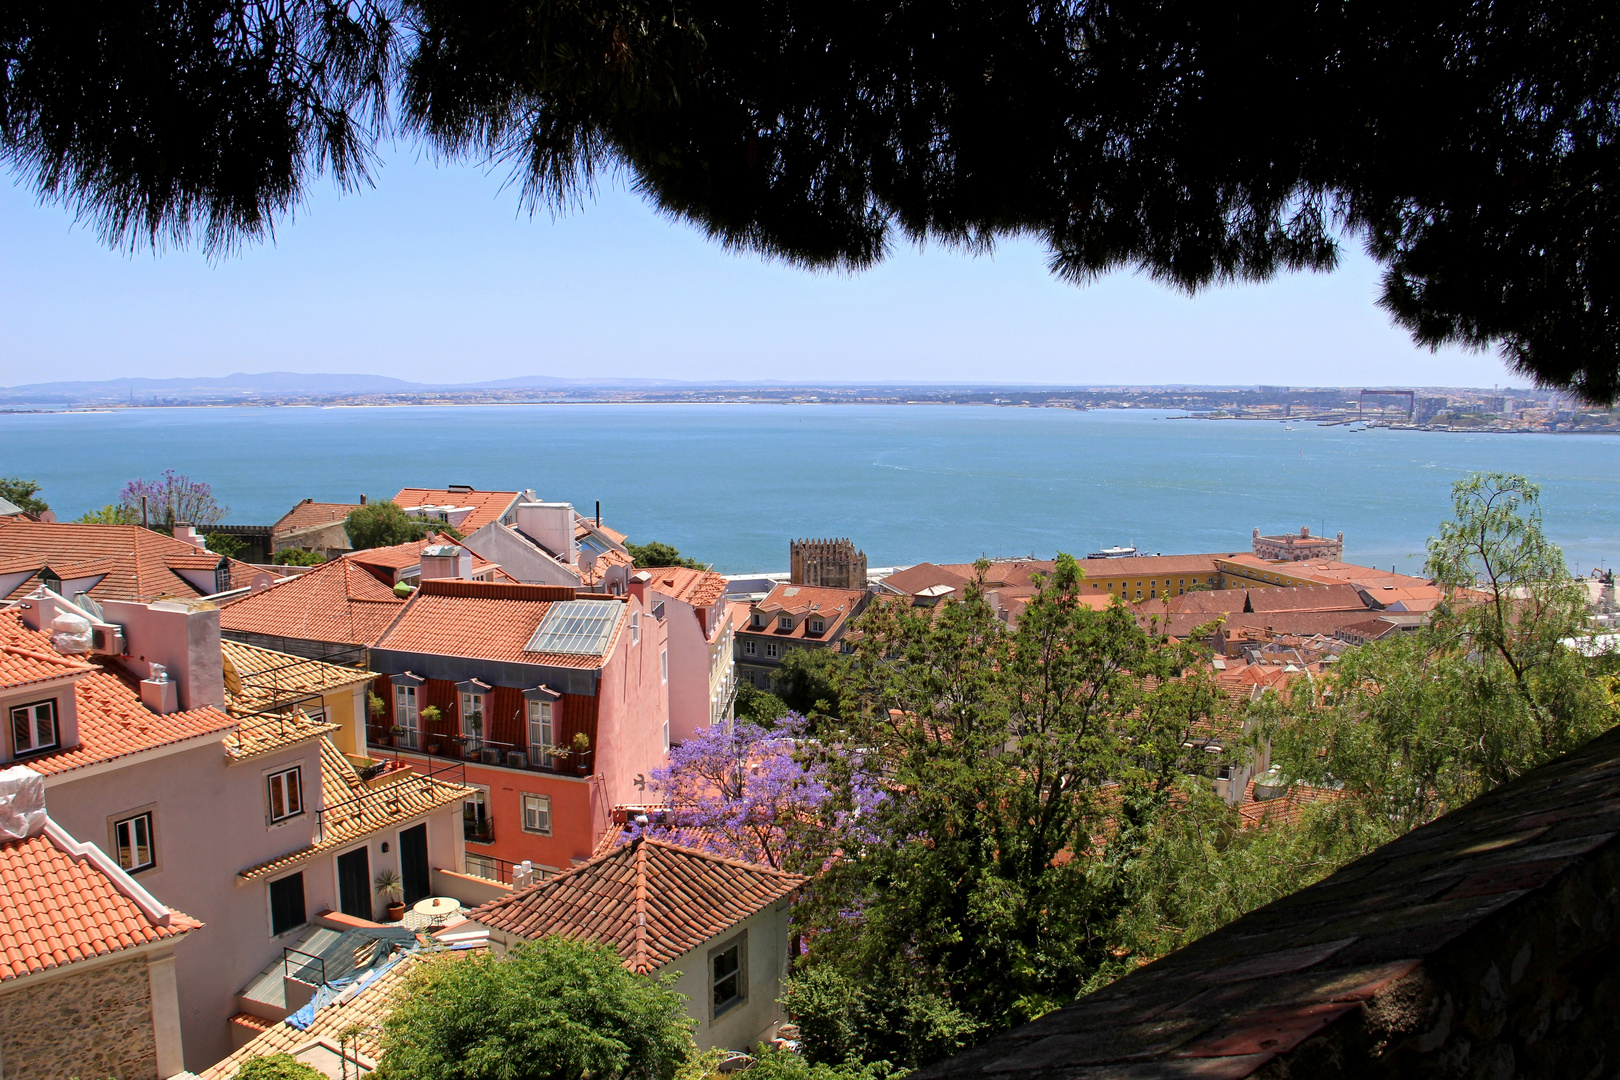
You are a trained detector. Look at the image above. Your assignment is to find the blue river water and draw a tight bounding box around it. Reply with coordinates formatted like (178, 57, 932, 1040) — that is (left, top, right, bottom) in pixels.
(0, 404, 1615, 575)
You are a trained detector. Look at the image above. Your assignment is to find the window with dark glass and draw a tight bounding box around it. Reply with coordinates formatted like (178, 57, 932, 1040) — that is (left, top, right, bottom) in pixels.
(711, 938, 745, 1015)
(10, 700, 58, 754)
(267, 766, 303, 823)
(269, 872, 307, 935)
(114, 812, 154, 872)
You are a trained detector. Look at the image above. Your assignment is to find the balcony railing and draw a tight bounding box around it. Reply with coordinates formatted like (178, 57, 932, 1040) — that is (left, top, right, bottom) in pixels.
(463, 852, 553, 888)
(368, 728, 592, 778)
(463, 816, 494, 844)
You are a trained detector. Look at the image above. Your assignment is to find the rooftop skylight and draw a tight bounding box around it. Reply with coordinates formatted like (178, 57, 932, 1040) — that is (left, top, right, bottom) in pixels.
(526, 600, 622, 655)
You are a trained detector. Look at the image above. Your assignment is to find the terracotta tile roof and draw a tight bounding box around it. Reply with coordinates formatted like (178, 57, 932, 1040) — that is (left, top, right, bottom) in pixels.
(1071, 553, 1240, 579)
(0, 616, 97, 690)
(643, 566, 728, 608)
(882, 563, 971, 597)
(580, 546, 633, 587)
(344, 533, 466, 575)
(392, 489, 521, 533)
(224, 712, 341, 761)
(937, 559, 1058, 589)
(273, 500, 360, 538)
(237, 737, 474, 881)
(746, 584, 869, 642)
(0, 821, 201, 982)
(471, 838, 804, 973)
(222, 640, 377, 715)
(1236, 778, 1347, 830)
(0, 613, 239, 776)
(0, 520, 258, 601)
(219, 558, 406, 647)
(372, 580, 622, 669)
(201, 948, 478, 1078)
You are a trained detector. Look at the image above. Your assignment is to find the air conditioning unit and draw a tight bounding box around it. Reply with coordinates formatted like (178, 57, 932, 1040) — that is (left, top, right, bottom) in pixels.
(479, 747, 502, 765)
(505, 751, 528, 769)
(90, 624, 125, 656)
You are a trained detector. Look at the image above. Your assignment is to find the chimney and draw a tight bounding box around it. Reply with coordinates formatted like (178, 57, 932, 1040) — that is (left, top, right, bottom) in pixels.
(360, 494, 367, 506)
(629, 570, 651, 604)
(596, 501, 601, 528)
(420, 544, 472, 581)
(100, 598, 225, 712)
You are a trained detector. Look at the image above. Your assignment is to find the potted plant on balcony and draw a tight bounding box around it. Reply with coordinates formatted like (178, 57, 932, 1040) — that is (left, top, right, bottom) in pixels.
(421, 706, 442, 754)
(367, 692, 387, 743)
(571, 731, 592, 774)
(374, 869, 405, 922)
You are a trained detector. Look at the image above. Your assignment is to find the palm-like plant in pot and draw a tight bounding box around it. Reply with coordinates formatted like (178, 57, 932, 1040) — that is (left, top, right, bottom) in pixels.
(374, 868, 405, 921)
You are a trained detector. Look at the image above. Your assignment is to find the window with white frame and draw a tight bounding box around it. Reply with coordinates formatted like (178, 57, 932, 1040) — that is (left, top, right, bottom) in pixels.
(662, 718, 670, 753)
(809, 617, 825, 634)
(113, 811, 154, 872)
(751, 612, 763, 628)
(527, 698, 555, 767)
(465, 852, 498, 881)
(765, 642, 780, 659)
(463, 788, 492, 843)
(743, 639, 756, 656)
(9, 700, 58, 755)
(631, 612, 641, 645)
(522, 793, 552, 834)
(660, 648, 668, 684)
(460, 690, 485, 750)
(394, 684, 419, 749)
(778, 615, 792, 632)
(267, 766, 304, 823)
(711, 934, 746, 1016)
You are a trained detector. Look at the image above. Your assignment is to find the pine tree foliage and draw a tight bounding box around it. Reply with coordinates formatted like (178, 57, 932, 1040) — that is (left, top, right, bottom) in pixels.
(3, 3, 1616, 396)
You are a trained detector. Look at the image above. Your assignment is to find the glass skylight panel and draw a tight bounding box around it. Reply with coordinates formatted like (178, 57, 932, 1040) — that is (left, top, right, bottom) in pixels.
(526, 600, 622, 655)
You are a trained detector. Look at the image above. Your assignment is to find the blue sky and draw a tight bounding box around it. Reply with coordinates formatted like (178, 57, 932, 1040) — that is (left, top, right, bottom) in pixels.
(1, 148, 1517, 388)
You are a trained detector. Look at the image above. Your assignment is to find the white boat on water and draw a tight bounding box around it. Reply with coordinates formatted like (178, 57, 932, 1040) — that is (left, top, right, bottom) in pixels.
(1087, 545, 1139, 559)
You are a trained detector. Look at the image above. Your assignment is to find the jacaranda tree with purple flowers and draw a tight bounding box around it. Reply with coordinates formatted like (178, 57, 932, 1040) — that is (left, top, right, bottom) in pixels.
(635, 716, 849, 873)
(117, 469, 228, 531)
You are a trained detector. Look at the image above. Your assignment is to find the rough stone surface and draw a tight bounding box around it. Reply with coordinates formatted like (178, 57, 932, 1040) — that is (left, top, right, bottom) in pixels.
(912, 726, 1620, 1080)
(0, 955, 157, 1080)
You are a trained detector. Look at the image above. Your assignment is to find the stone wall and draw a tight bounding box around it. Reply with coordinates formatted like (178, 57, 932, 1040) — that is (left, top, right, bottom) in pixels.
(0, 955, 158, 1080)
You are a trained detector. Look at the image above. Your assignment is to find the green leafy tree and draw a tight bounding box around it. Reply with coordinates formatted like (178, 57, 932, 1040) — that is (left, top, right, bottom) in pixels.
(0, 477, 48, 515)
(776, 647, 846, 720)
(233, 1054, 327, 1080)
(734, 682, 790, 726)
(374, 938, 693, 1080)
(77, 503, 138, 524)
(274, 548, 328, 566)
(344, 501, 459, 551)
(205, 531, 249, 559)
(628, 541, 705, 570)
(791, 556, 1228, 1066)
(1267, 473, 1615, 834)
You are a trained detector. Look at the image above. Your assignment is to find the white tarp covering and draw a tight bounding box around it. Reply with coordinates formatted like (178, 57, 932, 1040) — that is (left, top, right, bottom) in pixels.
(50, 608, 92, 654)
(0, 766, 46, 840)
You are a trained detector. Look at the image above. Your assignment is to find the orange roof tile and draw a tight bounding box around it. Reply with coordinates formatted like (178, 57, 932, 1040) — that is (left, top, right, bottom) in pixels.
(392, 489, 522, 533)
(0, 619, 97, 691)
(745, 584, 869, 642)
(272, 500, 360, 537)
(219, 558, 405, 647)
(372, 580, 620, 668)
(1237, 778, 1346, 829)
(643, 566, 728, 608)
(0, 613, 238, 776)
(580, 546, 633, 587)
(0, 823, 200, 981)
(881, 563, 971, 597)
(0, 520, 257, 602)
(471, 838, 804, 973)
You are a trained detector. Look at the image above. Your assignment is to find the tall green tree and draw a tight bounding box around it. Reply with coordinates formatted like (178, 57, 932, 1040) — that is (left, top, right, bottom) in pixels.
(628, 541, 704, 570)
(375, 938, 693, 1080)
(344, 501, 458, 550)
(0, 477, 48, 515)
(790, 556, 1228, 1066)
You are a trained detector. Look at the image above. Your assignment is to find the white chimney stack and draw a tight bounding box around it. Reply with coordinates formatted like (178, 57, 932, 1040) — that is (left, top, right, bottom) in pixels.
(516, 503, 578, 568)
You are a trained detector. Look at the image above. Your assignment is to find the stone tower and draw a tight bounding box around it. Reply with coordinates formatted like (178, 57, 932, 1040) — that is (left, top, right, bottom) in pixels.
(790, 538, 868, 589)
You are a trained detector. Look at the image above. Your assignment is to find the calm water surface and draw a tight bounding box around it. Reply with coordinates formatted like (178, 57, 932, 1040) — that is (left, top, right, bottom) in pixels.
(0, 404, 1615, 575)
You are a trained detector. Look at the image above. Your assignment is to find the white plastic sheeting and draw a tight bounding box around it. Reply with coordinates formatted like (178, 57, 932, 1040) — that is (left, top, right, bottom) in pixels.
(50, 608, 92, 654)
(0, 765, 47, 840)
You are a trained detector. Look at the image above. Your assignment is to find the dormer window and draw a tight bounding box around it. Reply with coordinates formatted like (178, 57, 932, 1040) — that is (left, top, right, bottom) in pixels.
(752, 612, 764, 629)
(10, 700, 58, 755)
(778, 615, 793, 632)
(808, 617, 825, 635)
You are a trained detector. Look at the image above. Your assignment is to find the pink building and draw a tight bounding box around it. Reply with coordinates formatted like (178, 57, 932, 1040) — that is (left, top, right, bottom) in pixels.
(641, 566, 736, 743)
